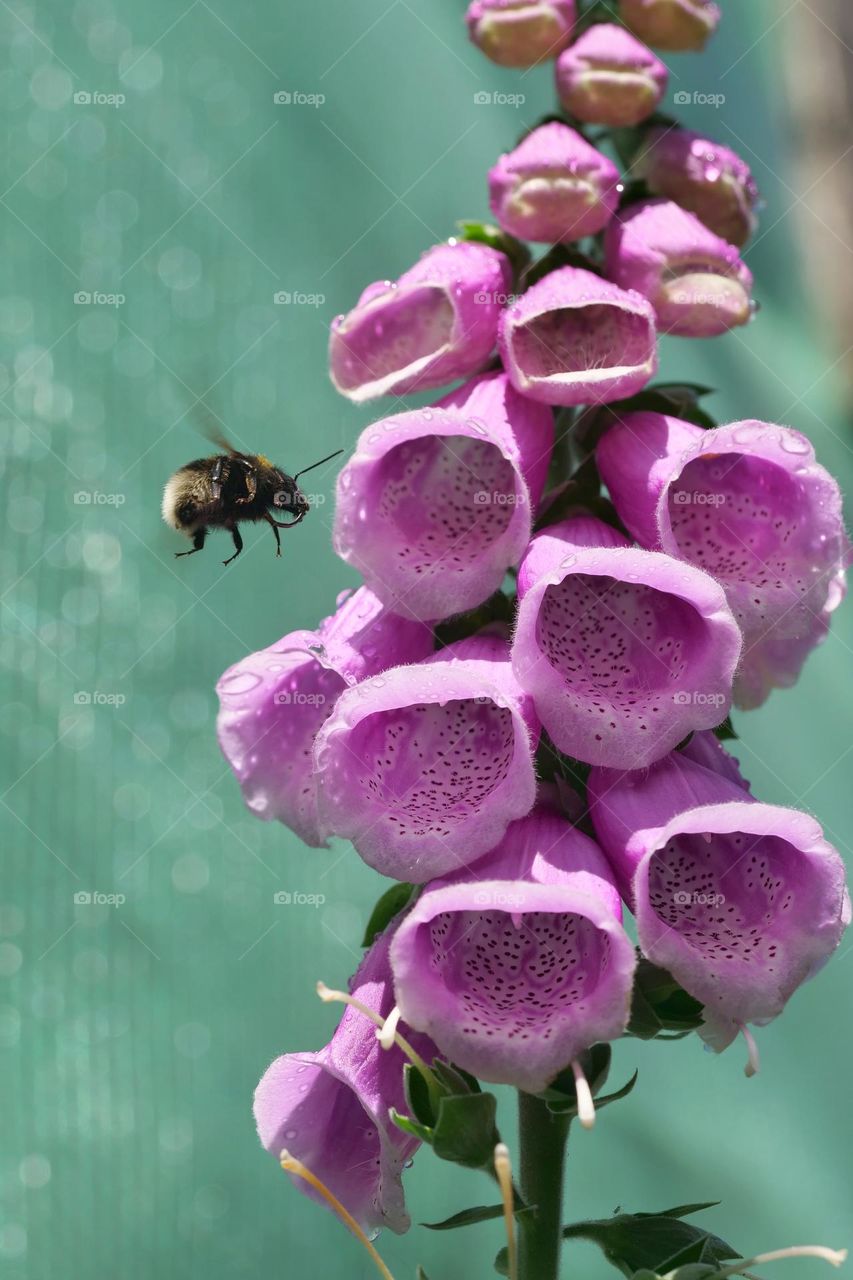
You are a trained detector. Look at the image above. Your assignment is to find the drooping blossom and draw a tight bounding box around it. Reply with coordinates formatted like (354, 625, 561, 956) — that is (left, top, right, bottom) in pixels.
(596, 414, 850, 708)
(216, 587, 434, 845)
(555, 24, 668, 127)
(604, 199, 754, 338)
(333, 371, 554, 622)
(588, 732, 850, 1051)
(390, 799, 636, 1094)
(512, 516, 742, 768)
(328, 240, 511, 403)
(315, 632, 540, 882)
(619, 0, 720, 51)
(498, 265, 658, 405)
(488, 122, 620, 245)
(635, 127, 760, 248)
(466, 0, 577, 67)
(254, 928, 435, 1235)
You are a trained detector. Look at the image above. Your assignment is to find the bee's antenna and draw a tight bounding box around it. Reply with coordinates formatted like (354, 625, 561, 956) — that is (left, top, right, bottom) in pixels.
(293, 449, 344, 482)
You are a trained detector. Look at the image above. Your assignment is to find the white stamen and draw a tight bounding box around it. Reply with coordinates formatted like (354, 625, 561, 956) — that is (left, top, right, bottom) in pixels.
(280, 1149, 396, 1280)
(572, 1058, 596, 1130)
(738, 1022, 760, 1078)
(316, 981, 439, 1106)
(714, 1246, 847, 1277)
(378, 1004, 402, 1051)
(493, 1143, 518, 1280)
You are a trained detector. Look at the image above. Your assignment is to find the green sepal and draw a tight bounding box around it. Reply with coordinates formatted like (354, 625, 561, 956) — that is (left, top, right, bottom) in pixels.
(432, 1059, 481, 1096)
(361, 881, 417, 947)
(404, 1062, 437, 1128)
(456, 221, 530, 280)
(390, 1107, 433, 1145)
(431, 1091, 502, 1171)
(713, 715, 738, 742)
(433, 590, 514, 650)
(611, 383, 718, 430)
(626, 956, 705, 1039)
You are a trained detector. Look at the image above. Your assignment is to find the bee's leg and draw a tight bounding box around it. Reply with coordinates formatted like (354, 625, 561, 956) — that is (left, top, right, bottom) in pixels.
(222, 526, 244, 566)
(268, 509, 306, 529)
(263, 513, 282, 558)
(175, 527, 207, 558)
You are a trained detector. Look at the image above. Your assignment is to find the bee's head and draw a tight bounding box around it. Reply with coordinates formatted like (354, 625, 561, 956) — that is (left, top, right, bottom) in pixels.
(270, 469, 309, 516)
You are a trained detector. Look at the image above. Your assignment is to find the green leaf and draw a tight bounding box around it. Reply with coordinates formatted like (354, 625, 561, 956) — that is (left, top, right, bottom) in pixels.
(390, 1108, 433, 1145)
(423, 1203, 533, 1232)
(362, 882, 417, 947)
(627, 956, 705, 1040)
(416, 1267, 431, 1280)
(431, 1091, 501, 1171)
(642, 1205, 721, 1222)
(422, 1204, 504, 1231)
(562, 1209, 739, 1279)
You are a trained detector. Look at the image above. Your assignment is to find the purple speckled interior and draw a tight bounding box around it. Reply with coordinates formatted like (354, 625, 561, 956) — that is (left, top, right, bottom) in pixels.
(347, 698, 516, 840)
(536, 573, 708, 740)
(667, 452, 817, 626)
(424, 908, 611, 1042)
(647, 830, 801, 974)
(372, 434, 517, 578)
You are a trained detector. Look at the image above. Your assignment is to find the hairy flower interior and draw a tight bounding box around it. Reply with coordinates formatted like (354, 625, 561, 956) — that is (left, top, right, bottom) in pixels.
(514, 304, 652, 379)
(348, 699, 516, 838)
(373, 435, 517, 576)
(667, 452, 819, 628)
(535, 573, 708, 741)
(425, 908, 611, 1040)
(646, 831, 804, 977)
(333, 285, 454, 391)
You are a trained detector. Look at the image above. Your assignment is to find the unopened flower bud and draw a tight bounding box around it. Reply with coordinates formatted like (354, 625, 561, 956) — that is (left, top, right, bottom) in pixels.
(466, 0, 577, 68)
(619, 0, 720, 51)
(556, 23, 667, 127)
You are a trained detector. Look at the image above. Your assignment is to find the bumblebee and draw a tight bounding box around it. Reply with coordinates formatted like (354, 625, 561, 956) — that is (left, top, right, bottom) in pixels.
(162, 435, 343, 565)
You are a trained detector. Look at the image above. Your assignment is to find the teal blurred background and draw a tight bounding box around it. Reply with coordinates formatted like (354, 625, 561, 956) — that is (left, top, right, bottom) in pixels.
(1, 1, 851, 1276)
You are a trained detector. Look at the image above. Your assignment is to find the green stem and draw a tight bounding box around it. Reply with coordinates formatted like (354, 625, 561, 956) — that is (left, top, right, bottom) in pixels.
(516, 1091, 570, 1280)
